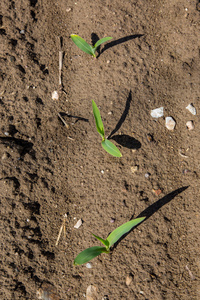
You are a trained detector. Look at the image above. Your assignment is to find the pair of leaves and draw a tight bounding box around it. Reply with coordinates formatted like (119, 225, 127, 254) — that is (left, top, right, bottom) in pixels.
(74, 217, 145, 265)
(70, 34, 112, 58)
(92, 100, 122, 157)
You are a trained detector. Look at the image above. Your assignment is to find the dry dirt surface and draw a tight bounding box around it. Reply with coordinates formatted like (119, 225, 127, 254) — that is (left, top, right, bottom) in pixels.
(1, 0, 200, 299)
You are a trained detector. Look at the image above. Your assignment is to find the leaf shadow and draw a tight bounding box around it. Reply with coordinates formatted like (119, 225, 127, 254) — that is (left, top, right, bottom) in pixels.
(111, 186, 189, 250)
(97, 34, 144, 58)
(91, 33, 101, 56)
(108, 90, 132, 139)
(107, 90, 141, 150)
(111, 135, 141, 150)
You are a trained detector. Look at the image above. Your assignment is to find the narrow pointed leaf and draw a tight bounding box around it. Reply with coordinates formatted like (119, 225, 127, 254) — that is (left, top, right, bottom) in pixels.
(94, 37, 113, 50)
(74, 246, 108, 266)
(101, 139, 122, 157)
(70, 34, 95, 56)
(92, 234, 110, 249)
(106, 217, 145, 247)
(92, 100, 105, 139)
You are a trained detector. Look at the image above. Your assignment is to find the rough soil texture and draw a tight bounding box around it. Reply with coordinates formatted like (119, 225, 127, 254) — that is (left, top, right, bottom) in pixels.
(1, 0, 200, 299)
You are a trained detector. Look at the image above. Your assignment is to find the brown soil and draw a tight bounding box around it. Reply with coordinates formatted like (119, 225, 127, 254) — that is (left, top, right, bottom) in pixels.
(1, 0, 200, 299)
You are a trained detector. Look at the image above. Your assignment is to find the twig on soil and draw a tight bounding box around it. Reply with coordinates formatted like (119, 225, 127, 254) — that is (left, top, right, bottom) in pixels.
(62, 89, 68, 96)
(58, 112, 69, 129)
(178, 149, 189, 158)
(55, 214, 68, 246)
(185, 265, 195, 280)
(67, 136, 75, 141)
(59, 50, 63, 87)
(58, 36, 63, 87)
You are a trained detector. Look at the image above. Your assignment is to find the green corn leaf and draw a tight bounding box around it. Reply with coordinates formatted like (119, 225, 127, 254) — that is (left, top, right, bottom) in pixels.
(101, 139, 122, 157)
(74, 246, 109, 266)
(93, 37, 113, 51)
(106, 217, 145, 247)
(70, 34, 95, 57)
(92, 100, 105, 139)
(92, 234, 110, 249)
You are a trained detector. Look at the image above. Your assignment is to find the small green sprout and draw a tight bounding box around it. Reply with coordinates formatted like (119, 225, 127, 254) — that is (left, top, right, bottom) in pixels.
(74, 217, 145, 266)
(92, 100, 122, 157)
(70, 34, 112, 58)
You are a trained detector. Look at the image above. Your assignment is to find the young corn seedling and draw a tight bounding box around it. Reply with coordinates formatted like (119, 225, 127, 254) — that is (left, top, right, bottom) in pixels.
(74, 216, 145, 265)
(92, 100, 122, 157)
(70, 34, 112, 58)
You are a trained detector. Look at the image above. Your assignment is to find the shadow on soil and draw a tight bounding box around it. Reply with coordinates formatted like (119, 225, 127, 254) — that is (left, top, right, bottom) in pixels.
(108, 90, 141, 149)
(112, 186, 189, 250)
(91, 33, 101, 57)
(0, 136, 34, 158)
(111, 134, 141, 149)
(95, 34, 144, 58)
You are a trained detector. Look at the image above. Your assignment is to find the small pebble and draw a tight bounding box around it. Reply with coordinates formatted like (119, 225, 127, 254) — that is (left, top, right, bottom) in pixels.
(10, 56, 16, 62)
(2, 153, 8, 160)
(52, 90, 59, 101)
(86, 285, 97, 300)
(151, 107, 164, 118)
(186, 104, 196, 115)
(131, 165, 138, 173)
(66, 8, 72, 12)
(126, 274, 133, 286)
(101, 170, 104, 174)
(165, 116, 176, 130)
(152, 189, 162, 196)
(4, 132, 9, 136)
(20, 30, 25, 34)
(74, 219, 82, 229)
(146, 134, 154, 142)
(86, 263, 92, 269)
(110, 218, 115, 223)
(182, 169, 190, 175)
(36, 283, 59, 300)
(145, 172, 150, 179)
(139, 291, 144, 295)
(186, 120, 194, 130)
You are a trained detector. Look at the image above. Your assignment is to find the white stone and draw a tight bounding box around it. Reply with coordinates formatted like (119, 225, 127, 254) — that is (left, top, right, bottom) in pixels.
(165, 117, 176, 130)
(86, 285, 97, 300)
(186, 120, 194, 130)
(52, 90, 59, 101)
(74, 219, 82, 229)
(126, 274, 133, 286)
(86, 263, 93, 269)
(186, 104, 196, 115)
(151, 107, 164, 118)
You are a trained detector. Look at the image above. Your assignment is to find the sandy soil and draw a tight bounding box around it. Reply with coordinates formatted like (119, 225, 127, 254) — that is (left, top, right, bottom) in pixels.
(1, 0, 200, 299)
